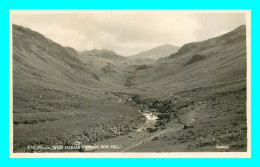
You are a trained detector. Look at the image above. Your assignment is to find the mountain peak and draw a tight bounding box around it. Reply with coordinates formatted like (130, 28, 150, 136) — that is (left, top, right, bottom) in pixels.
(129, 44, 180, 60)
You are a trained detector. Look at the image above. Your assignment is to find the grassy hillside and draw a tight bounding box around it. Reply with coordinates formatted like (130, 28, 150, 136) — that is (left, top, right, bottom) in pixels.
(120, 25, 247, 151)
(13, 24, 144, 152)
(134, 25, 246, 95)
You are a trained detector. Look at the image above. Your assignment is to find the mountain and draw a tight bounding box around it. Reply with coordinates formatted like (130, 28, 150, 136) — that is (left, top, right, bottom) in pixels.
(12, 24, 143, 152)
(125, 25, 247, 151)
(13, 25, 100, 87)
(79, 49, 126, 61)
(134, 25, 247, 90)
(129, 44, 180, 60)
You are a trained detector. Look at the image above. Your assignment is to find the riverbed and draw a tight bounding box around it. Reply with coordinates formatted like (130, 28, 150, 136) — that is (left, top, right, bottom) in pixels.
(137, 112, 158, 132)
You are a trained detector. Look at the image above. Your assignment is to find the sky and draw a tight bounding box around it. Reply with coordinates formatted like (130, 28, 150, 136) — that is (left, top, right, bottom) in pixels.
(12, 10, 246, 56)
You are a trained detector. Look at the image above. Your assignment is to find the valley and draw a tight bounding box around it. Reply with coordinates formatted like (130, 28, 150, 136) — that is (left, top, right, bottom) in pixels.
(12, 24, 248, 152)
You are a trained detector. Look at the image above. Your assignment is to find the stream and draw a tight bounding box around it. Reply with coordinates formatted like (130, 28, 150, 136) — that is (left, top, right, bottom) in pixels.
(136, 112, 158, 132)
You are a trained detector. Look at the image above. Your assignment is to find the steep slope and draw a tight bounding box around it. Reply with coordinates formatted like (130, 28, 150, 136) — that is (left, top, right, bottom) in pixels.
(12, 24, 144, 152)
(129, 44, 180, 60)
(134, 25, 247, 93)
(13, 25, 100, 86)
(119, 25, 248, 152)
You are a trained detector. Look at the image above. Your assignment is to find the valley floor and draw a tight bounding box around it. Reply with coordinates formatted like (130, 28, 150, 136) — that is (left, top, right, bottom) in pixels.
(14, 74, 247, 152)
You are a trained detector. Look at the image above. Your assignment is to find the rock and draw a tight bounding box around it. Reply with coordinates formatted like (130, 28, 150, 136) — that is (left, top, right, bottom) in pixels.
(183, 124, 194, 129)
(152, 137, 159, 141)
(147, 127, 158, 133)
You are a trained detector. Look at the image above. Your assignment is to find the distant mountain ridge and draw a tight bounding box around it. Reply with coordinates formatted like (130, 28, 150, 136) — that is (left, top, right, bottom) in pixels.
(79, 49, 126, 61)
(129, 44, 180, 60)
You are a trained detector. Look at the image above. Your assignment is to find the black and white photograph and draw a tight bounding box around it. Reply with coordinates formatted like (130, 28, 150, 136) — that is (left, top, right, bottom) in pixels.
(9, 10, 251, 157)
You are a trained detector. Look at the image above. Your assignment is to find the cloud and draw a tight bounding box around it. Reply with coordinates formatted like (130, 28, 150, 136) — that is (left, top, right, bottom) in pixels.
(12, 11, 246, 56)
